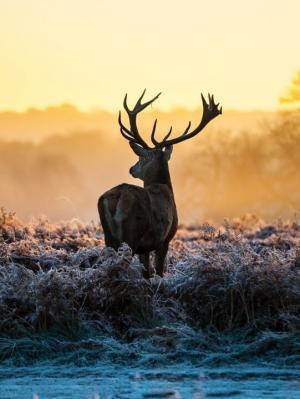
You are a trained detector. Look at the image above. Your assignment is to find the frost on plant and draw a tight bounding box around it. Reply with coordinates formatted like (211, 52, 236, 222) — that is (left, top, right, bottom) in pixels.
(0, 208, 299, 338)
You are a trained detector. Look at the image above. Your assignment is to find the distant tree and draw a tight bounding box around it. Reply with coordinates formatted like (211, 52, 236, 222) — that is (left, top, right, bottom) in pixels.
(280, 70, 300, 107)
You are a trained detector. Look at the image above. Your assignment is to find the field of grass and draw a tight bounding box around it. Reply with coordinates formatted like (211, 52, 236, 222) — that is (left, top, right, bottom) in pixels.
(1, 208, 299, 344)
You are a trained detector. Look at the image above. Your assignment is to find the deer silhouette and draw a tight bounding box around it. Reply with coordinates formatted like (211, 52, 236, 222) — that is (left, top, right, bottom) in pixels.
(98, 90, 222, 278)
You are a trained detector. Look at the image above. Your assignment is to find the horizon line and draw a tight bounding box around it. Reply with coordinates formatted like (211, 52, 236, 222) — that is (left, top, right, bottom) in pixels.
(0, 102, 287, 115)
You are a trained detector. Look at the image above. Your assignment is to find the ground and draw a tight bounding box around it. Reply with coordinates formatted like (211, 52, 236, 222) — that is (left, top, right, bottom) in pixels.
(0, 211, 300, 398)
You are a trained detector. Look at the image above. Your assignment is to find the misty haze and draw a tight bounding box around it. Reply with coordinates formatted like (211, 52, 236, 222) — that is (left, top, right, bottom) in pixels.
(1, 105, 298, 223)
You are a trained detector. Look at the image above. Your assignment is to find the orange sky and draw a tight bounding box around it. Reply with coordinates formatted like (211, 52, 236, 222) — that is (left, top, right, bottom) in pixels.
(0, 0, 299, 112)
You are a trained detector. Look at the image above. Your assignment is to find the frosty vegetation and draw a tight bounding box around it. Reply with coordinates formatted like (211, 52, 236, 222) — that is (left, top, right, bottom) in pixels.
(1, 208, 299, 344)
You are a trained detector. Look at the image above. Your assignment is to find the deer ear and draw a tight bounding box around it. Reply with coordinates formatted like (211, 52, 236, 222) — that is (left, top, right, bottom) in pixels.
(163, 145, 173, 160)
(129, 142, 148, 157)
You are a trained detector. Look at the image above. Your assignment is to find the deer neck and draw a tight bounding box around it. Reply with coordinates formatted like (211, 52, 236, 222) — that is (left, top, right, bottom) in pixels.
(143, 163, 174, 193)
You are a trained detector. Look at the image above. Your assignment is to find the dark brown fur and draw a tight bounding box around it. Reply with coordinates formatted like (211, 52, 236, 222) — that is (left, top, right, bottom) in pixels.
(98, 148, 177, 277)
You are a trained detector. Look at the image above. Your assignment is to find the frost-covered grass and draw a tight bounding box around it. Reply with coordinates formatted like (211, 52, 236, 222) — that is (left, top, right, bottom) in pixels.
(0, 209, 300, 345)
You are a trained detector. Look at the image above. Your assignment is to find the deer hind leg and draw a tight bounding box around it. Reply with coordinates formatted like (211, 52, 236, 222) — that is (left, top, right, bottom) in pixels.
(155, 243, 169, 277)
(98, 196, 122, 250)
(139, 253, 151, 279)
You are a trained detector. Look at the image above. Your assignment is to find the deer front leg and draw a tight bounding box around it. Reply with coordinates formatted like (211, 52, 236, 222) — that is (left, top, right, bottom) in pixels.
(155, 243, 169, 277)
(139, 253, 151, 279)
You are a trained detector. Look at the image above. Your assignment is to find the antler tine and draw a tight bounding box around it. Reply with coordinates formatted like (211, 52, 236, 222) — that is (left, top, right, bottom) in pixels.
(182, 121, 192, 136)
(126, 90, 162, 114)
(201, 93, 208, 108)
(152, 124, 173, 147)
(150, 119, 159, 146)
(118, 111, 139, 144)
(119, 128, 137, 143)
(123, 94, 130, 113)
(137, 88, 147, 106)
(124, 89, 146, 114)
(118, 111, 131, 136)
(139, 92, 161, 111)
(161, 126, 173, 143)
(158, 121, 190, 147)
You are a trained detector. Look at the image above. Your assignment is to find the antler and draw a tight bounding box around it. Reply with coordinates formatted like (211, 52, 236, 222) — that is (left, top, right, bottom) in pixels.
(118, 91, 222, 149)
(118, 89, 161, 149)
(151, 93, 222, 148)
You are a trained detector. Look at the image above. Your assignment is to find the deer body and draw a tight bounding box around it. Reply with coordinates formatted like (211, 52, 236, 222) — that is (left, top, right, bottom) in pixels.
(99, 183, 177, 275)
(99, 146, 177, 277)
(98, 91, 221, 277)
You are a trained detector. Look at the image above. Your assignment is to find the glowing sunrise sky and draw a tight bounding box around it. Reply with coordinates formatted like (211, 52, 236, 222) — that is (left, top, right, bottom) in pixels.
(0, 0, 299, 112)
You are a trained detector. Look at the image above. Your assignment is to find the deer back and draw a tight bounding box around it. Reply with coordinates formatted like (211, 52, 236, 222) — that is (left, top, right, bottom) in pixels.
(98, 182, 177, 254)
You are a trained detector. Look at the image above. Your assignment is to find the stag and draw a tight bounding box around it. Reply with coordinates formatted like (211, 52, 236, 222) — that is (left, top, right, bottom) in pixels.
(98, 91, 222, 277)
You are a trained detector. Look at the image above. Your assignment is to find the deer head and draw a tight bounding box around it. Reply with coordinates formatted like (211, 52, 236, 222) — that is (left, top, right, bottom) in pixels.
(129, 143, 173, 181)
(118, 90, 222, 183)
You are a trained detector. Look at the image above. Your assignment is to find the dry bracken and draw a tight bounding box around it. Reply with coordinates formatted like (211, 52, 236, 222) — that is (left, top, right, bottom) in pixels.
(0, 209, 300, 339)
